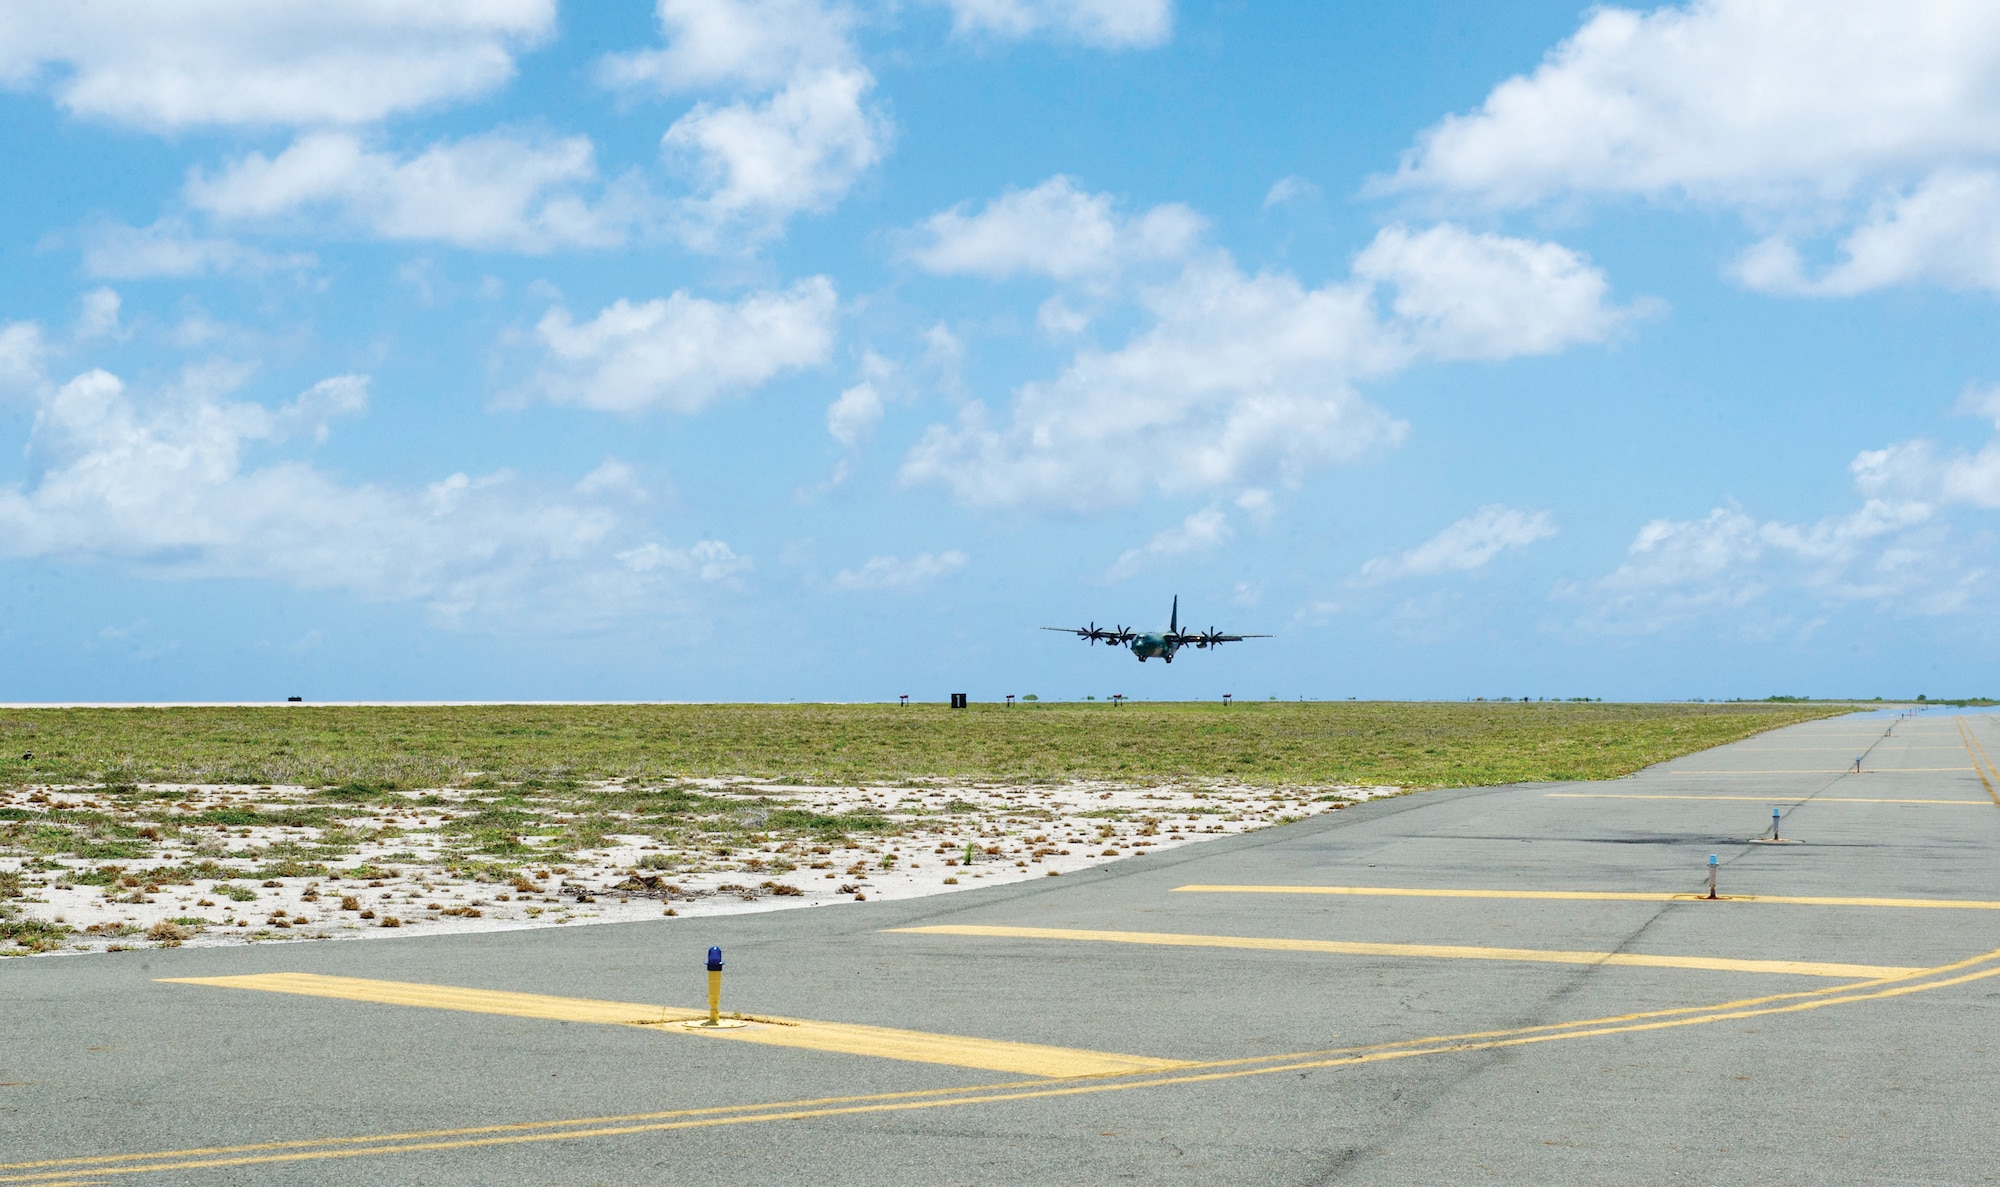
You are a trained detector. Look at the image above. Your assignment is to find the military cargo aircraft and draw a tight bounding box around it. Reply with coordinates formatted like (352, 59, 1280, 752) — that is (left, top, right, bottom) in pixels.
(1043, 596, 1269, 663)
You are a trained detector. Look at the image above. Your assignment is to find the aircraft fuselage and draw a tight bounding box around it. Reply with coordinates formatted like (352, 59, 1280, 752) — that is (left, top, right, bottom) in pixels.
(1129, 633, 1177, 662)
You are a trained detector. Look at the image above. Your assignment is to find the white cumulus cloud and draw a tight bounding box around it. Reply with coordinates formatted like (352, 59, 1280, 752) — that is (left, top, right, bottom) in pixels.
(1851, 389, 2000, 510)
(934, 0, 1172, 47)
(526, 277, 838, 413)
(906, 175, 1202, 283)
(74, 289, 123, 343)
(1571, 395, 2000, 632)
(826, 381, 884, 447)
(604, 0, 888, 246)
(1580, 499, 1953, 632)
(574, 459, 649, 502)
(664, 65, 888, 242)
(1105, 507, 1231, 582)
(0, 321, 48, 398)
(903, 255, 1404, 509)
(81, 218, 317, 280)
(0, 1, 554, 130)
(599, 0, 853, 91)
(618, 539, 750, 583)
(1738, 169, 2000, 296)
(903, 222, 1637, 510)
(1353, 224, 1640, 359)
(832, 550, 968, 590)
(1361, 505, 1557, 582)
(0, 359, 722, 627)
(187, 131, 634, 252)
(1389, 0, 2000, 298)
(1263, 176, 1318, 209)
(1391, 0, 2000, 209)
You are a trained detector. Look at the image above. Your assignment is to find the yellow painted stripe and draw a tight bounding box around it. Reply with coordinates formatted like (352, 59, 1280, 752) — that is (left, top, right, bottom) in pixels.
(163, 974, 684, 1024)
(1661, 768, 1972, 774)
(1954, 719, 2000, 810)
(680, 1016, 1186, 1077)
(889, 925, 1916, 979)
(1171, 885, 2000, 910)
(158, 975, 1185, 1078)
(1735, 746, 1966, 750)
(24, 951, 2000, 1184)
(1545, 793, 1986, 805)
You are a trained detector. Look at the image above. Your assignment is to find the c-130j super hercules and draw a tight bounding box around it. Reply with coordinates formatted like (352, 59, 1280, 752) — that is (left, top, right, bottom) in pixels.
(1043, 596, 1269, 663)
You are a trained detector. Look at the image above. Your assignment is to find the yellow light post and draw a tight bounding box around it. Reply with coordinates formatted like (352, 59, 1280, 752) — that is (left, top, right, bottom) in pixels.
(681, 945, 746, 1029)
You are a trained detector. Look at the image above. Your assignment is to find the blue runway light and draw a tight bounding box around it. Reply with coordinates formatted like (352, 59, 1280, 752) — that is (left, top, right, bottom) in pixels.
(707, 946, 724, 971)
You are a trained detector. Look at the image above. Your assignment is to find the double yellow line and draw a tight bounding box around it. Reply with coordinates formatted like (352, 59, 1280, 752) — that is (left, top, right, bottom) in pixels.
(1546, 793, 1987, 805)
(10, 949, 2000, 1184)
(1954, 718, 2000, 809)
(1169, 884, 2000, 910)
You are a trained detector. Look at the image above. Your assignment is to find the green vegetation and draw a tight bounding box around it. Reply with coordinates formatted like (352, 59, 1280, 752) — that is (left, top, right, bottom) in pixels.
(0, 916, 71, 953)
(0, 701, 1873, 951)
(762, 808, 898, 835)
(0, 701, 1851, 790)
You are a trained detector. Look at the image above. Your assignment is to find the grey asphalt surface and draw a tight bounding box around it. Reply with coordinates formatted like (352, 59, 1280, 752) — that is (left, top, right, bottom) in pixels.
(6, 708, 2000, 1185)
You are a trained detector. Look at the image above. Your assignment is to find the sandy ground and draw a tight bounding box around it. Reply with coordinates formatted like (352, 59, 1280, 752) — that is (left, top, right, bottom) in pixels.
(1, 779, 1397, 955)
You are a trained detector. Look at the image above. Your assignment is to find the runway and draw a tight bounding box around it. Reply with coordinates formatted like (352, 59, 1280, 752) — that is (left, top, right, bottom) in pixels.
(5, 707, 1999, 1184)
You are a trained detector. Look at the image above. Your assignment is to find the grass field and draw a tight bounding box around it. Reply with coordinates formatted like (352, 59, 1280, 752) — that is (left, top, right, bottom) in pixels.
(0, 700, 1855, 790)
(0, 700, 1862, 954)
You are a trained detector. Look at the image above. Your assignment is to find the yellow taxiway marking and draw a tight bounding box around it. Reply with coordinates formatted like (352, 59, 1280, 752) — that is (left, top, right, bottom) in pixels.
(888, 925, 1915, 979)
(157, 974, 1185, 1079)
(1545, 793, 1987, 805)
(1953, 719, 2000, 810)
(1172, 885, 2000, 910)
(1735, 745, 1967, 750)
(20, 950, 2000, 1185)
(1661, 768, 1972, 774)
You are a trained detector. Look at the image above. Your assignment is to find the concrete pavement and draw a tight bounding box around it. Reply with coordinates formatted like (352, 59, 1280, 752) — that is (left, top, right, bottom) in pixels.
(5, 707, 1999, 1185)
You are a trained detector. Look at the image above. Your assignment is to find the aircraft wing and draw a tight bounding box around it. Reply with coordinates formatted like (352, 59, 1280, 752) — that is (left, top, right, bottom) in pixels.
(1179, 631, 1273, 647)
(1043, 624, 1135, 644)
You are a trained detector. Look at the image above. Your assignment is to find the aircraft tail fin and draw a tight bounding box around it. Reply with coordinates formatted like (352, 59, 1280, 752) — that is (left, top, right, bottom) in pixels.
(1170, 595, 1178, 634)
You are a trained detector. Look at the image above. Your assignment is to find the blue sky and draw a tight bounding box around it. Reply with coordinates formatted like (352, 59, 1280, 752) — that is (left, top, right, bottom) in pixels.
(4, 0, 2000, 703)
